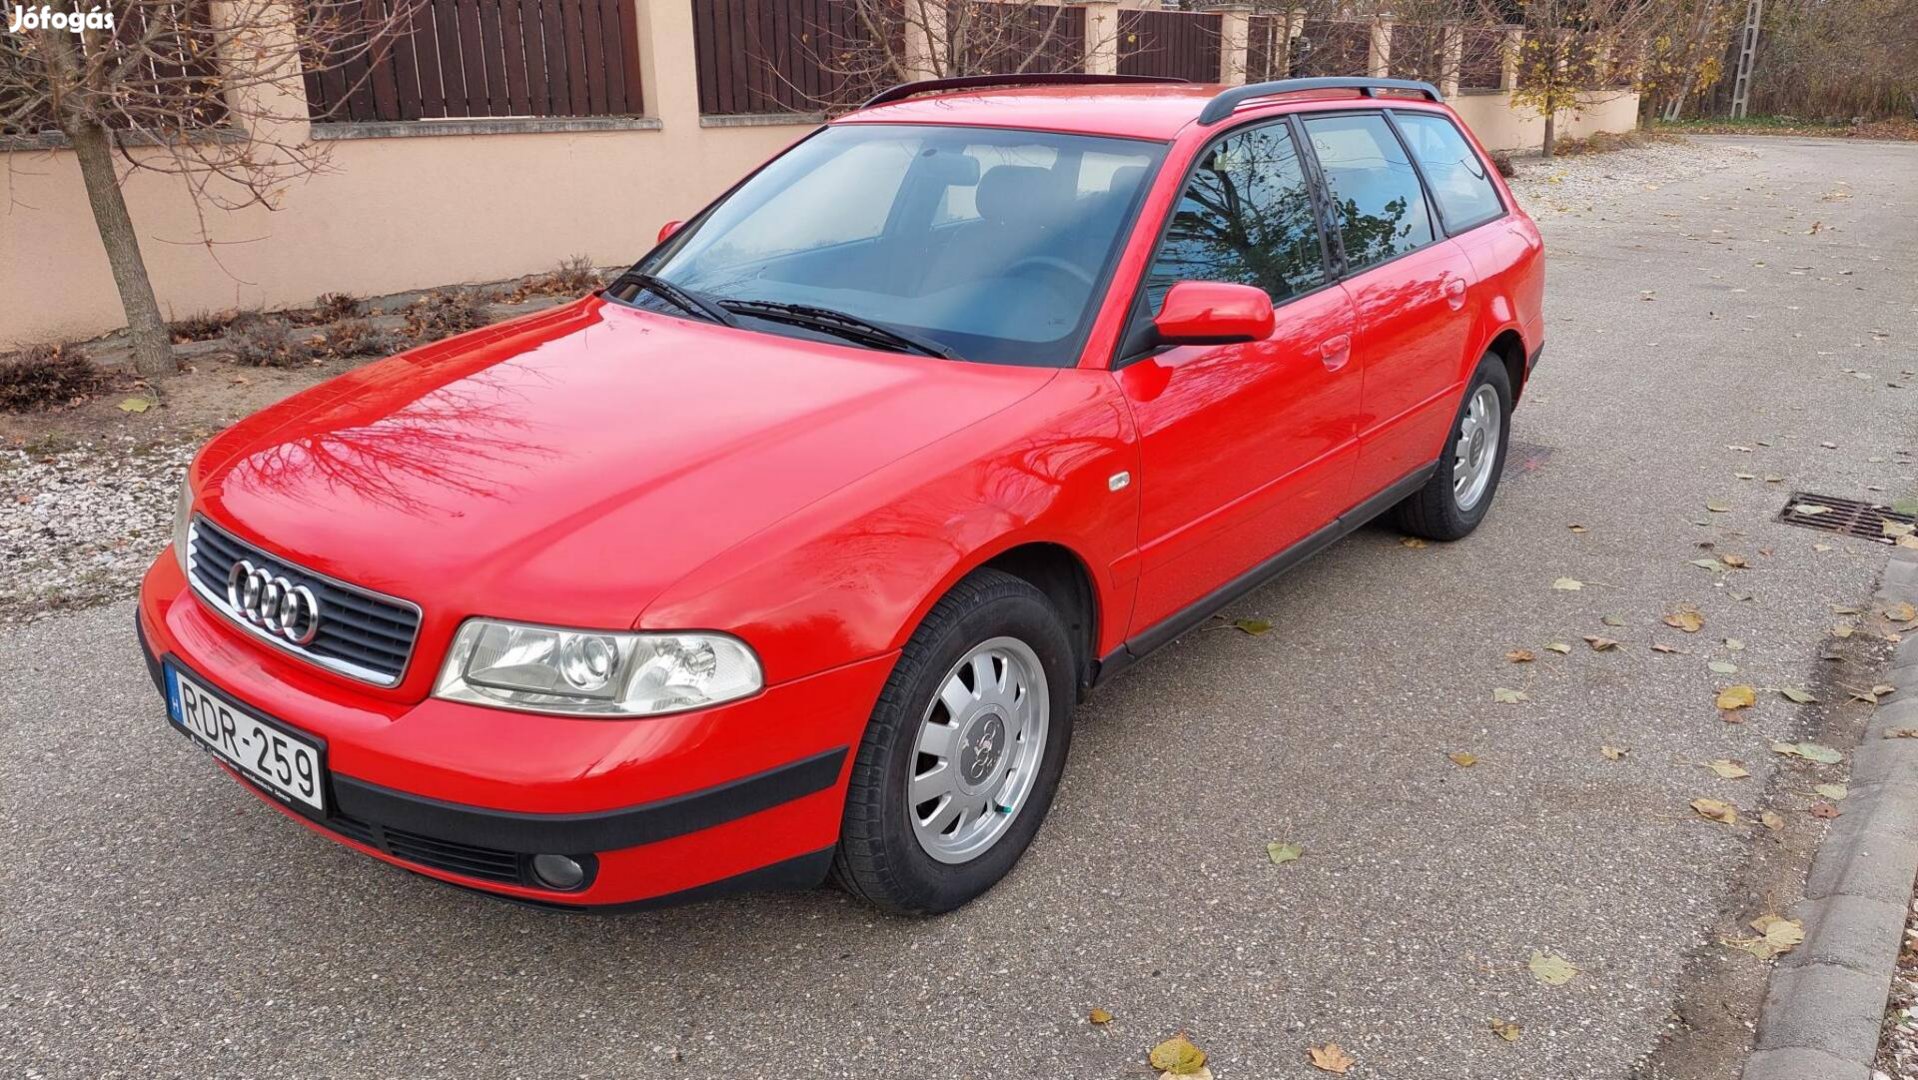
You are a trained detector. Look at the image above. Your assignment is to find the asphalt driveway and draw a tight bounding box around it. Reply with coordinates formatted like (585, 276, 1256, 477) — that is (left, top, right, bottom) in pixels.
(4, 136, 1916, 1079)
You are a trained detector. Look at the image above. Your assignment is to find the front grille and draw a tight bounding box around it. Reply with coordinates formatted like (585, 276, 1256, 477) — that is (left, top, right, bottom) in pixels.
(186, 516, 422, 686)
(323, 812, 526, 886)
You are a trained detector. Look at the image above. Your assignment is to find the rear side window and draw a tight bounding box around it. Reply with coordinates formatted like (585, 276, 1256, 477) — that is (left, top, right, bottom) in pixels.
(1301, 113, 1435, 272)
(1393, 112, 1505, 232)
(1143, 121, 1328, 310)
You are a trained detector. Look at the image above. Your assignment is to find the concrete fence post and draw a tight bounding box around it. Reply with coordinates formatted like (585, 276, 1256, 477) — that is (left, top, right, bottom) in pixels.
(1219, 6, 1252, 86)
(1500, 26, 1523, 92)
(1283, 7, 1305, 76)
(634, 0, 702, 125)
(903, 0, 948, 80)
(1084, 0, 1121, 76)
(1368, 15, 1392, 78)
(1439, 23, 1463, 98)
(208, 0, 311, 143)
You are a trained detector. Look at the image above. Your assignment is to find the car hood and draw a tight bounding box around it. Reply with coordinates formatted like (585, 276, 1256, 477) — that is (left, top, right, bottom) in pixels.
(195, 297, 1056, 630)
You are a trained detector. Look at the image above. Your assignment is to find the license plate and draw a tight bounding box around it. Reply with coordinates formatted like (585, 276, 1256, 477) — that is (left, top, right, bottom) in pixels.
(166, 665, 326, 812)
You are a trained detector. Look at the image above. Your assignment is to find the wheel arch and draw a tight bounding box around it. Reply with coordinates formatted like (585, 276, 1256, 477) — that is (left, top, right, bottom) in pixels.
(1483, 326, 1529, 402)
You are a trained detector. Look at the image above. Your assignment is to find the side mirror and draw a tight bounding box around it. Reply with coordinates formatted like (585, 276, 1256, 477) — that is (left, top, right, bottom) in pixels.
(657, 219, 684, 244)
(1152, 281, 1274, 346)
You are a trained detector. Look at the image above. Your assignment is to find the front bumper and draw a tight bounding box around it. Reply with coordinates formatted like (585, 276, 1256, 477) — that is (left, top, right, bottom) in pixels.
(138, 552, 893, 908)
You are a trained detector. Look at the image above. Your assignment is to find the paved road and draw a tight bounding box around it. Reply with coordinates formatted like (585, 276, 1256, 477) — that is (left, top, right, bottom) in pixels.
(4, 137, 1916, 1080)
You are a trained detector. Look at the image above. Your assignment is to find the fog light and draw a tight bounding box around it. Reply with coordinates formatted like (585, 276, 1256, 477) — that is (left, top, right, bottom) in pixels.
(531, 853, 586, 891)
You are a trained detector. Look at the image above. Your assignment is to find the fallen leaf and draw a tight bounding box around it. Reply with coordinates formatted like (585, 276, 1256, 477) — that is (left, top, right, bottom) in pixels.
(1760, 810, 1785, 831)
(1149, 1035, 1208, 1074)
(1584, 636, 1620, 652)
(1764, 474, 1785, 483)
(1888, 602, 1917, 622)
(1734, 471, 1756, 481)
(1833, 623, 1855, 639)
(1506, 649, 1536, 663)
(1494, 687, 1529, 704)
(1528, 950, 1579, 985)
(1771, 741, 1843, 764)
(1489, 1018, 1522, 1042)
(1400, 536, 1428, 549)
(1552, 578, 1584, 591)
(1727, 915, 1805, 959)
(1449, 751, 1479, 768)
(1716, 685, 1756, 710)
(1601, 745, 1629, 761)
(1721, 554, 1750, 568)
(1706, 501, 1733, 513)
(1815, 783, 1847, 801)
(1810, 802, 1841, 819)
(1888, 728, 1918, 739)
(1704, 760, 1750, 779)
(1779, 687, 1818, 704)
(1725, 638, 1746, 651)
(1568, 524, 1588, 533)
(1234, 618, 1272, 636)
(1545, 642, 1573, 654)
(1709, 661, 1739, 674)
(1665, 609, 1706, 633)
(118, 397, 152, 413)
(1090, 1008, 1114, 1025)
(1654, 643, 1683, 654)
(1602, 614, 1626, 627)
(1266, 841, 1304, 865)
(1793, 503, 1831, 516)
(1307, 1043, 1356, 1075)
(1691, 798, 1739, 825)
(1691, 558, 1728, 572)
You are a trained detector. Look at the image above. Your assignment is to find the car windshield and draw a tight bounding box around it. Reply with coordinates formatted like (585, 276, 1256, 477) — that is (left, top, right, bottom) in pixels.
(620, 124, 1165, 366)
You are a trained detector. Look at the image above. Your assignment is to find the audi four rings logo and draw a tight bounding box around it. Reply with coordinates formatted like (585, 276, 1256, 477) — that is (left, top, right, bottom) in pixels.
(226, 560, 322, 645)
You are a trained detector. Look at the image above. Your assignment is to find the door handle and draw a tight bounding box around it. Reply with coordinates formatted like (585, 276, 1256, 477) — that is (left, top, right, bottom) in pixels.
(1442, 277, 1468, 310)
(1319, 333, 1352, 372)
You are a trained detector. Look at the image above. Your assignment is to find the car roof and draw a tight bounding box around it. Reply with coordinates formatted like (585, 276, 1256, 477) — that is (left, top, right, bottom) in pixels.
(832, 82, 1432, 141)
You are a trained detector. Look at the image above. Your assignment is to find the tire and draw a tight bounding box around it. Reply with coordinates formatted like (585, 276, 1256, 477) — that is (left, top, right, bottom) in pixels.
(831, 568, 1075, 915)
(1390, 352, 1513, 541)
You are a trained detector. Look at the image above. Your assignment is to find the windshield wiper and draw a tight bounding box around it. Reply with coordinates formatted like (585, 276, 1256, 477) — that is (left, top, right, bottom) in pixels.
(719, 299, 958, 361)
(621, 273, 736, 326)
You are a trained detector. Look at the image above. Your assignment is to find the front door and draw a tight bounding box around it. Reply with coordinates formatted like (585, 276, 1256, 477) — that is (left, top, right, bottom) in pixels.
(1119, 118, 1362, 634)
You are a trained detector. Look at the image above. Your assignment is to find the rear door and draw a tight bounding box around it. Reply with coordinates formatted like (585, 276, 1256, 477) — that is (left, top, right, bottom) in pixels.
(1300, 111, 1478, 498)
(1117, 117, 1361, 633)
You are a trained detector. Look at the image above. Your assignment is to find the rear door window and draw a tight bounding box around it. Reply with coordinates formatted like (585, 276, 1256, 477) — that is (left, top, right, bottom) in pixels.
(1301, 113, 1436, 272)
(1142, 119, 1329, 311)
(1392, 112, 1506, 232)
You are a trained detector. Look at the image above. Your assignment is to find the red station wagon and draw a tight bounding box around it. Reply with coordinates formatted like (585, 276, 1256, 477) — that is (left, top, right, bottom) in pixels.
(138, 74, 1544, 914)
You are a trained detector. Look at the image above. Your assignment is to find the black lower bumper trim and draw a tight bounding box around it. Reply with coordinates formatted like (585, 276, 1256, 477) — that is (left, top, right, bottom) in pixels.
(459, 846, 837, 913)
(331, 747, 847, 856)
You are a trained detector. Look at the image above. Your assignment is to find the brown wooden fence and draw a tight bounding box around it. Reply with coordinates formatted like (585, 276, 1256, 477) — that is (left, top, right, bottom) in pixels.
(692, 0, 888, 114)
(4, 1, 227, 135)
(304, 0, 643, 122)
(1117, 9, 1220, 82)
(1389, 23, 1445, 84)
(1458, 25, 1507, 89)
(1291, 18, 1369, 78)
(951, 2, 1085, 76)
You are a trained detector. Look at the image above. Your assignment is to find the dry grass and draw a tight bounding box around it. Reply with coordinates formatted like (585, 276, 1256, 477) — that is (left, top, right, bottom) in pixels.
(169, 309, 244, 344)
(314, 317, 399, 359)
(504, 255, 603, 302)
(227, 318, 322, 368)
(402, 289, 496, 340)
(0, 343, 110, 412)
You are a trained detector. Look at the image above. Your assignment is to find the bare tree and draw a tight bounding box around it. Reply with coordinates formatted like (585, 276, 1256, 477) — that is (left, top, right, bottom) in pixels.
(1, 0, 401, 377)
(801, 0, 1106, 110)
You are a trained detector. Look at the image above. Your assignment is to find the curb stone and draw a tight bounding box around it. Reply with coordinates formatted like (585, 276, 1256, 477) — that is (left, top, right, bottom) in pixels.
(1743, 544, 1918, 1080)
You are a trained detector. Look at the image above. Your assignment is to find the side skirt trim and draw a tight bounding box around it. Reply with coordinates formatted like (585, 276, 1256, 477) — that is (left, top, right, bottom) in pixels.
(1093, 461, 1436, 687)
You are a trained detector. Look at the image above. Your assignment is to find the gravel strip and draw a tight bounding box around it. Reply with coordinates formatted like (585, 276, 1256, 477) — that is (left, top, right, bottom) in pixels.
(1880, 893, 1918, 1079)
(1508, 137, 1760, 219)
(0, 440, 190, 624)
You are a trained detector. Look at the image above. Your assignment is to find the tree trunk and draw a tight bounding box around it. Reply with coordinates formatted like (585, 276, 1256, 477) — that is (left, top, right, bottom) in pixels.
(65, 119, 176, 379)
(1541, 108, 1557, 158)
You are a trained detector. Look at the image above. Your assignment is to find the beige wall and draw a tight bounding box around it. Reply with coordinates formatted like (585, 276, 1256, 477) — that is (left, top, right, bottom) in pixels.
(1453, 89, 1644, 154)
(0, 3, 1642, 349)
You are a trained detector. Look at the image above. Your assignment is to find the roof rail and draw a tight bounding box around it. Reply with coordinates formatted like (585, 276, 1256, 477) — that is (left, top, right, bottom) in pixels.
(861, 73, 1189, 110)
(1197, 77, 1442, 125)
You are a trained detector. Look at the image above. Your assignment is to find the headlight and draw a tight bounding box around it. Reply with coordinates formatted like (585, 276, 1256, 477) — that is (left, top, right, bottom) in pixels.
(434, 619, 763, 717)
(172, 476, 193, 576)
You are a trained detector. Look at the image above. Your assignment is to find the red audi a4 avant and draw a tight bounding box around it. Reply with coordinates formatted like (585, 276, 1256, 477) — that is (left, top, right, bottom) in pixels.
(139, 75, 1543, 914)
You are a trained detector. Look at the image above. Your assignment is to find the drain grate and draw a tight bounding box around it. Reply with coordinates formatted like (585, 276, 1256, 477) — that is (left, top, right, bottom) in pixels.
(1777, 492, 1917, 543)
(1503, 440, 1554, 478)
